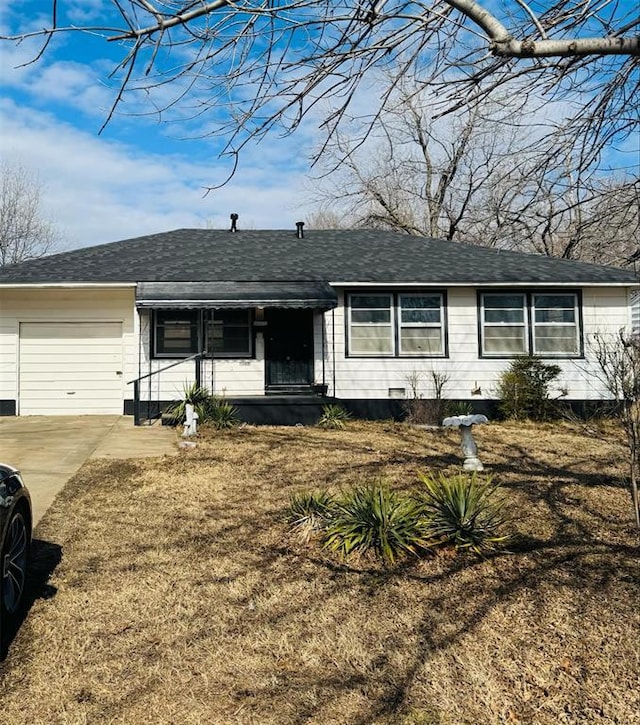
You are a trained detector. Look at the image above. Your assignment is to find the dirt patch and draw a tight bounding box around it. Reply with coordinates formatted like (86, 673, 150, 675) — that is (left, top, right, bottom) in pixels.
(1, 420, 638, 724)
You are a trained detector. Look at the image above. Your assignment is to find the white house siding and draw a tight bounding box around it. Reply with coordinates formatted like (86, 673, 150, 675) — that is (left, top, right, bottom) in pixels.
(0, 287, 135, 415)
(324, 287, 632, 402)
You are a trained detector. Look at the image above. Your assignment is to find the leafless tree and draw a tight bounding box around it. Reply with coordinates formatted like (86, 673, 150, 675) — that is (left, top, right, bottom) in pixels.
(310, 80, 639, 262)
(509, 173, 640, 263)
(3, 1, 638, 180)
(0, 161, 59, 267)
(305, 209, 351, 229)
(310, 81, 534, 242)
(588, 331, 640, 530)
(462, 165, 640, 262)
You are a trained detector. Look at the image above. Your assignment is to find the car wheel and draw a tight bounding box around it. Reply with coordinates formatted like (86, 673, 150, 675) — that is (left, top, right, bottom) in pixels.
(1, 511, 29, 617)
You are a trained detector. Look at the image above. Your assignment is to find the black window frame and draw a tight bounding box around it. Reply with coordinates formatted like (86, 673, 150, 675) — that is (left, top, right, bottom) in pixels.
(205, 309, 254, 359)
(152, 308, 255, 360)
(153, 309, 200, 358)
(346, 290, 448, 358)
(477, 289, 583, 359)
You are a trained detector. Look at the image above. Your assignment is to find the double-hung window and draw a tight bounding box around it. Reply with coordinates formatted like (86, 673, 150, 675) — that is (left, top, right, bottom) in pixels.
(481, 294, 527, 355)
(480, 292, 580, 357)
(205, 310, 252, 358)
(349, 294, 394, 355)
(154, 310, 199, 357)
(348, 292, 445, 356)
(399, 294, 445, 355)
(532, 294, 579, 355)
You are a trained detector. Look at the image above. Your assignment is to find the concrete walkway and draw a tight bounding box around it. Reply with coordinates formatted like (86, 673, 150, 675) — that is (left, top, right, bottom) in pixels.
(0, 416, 178, 527)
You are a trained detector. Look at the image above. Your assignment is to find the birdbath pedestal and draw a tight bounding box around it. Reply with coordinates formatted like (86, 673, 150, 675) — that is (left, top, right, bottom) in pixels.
(442, 414, 489, 471)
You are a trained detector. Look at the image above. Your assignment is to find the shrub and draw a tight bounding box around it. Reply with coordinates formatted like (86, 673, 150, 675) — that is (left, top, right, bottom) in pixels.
(163, 382, 212, 424)
(207, 397, 240, 430)
(416, 471, 509, 555)
(403, 370, 450, 425)
(496, 354, 562, 421)
(323, 483, 427, 564)
(287, 490, 336, 541)
(163, 383, 240, 429)
(317, 404, 351, 429)
(444, 400, 474, 418)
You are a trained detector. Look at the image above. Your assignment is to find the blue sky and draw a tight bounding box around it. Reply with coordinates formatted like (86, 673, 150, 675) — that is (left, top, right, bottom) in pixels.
(1, 2, 638, 252)
(0, 1, 322, 250)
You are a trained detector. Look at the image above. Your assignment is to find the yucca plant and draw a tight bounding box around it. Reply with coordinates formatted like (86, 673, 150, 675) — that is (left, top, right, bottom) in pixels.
(208, 397, 240, 429)
(163, 382, 213, 424)
(287, 490, 336, 541)
(317, 404, 351, 430)
(324, 483, 427, 565)
(416, 472, 509, 555)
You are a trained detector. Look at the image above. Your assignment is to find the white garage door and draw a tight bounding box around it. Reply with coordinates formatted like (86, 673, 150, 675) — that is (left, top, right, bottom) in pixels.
(19, 322, 124, 415)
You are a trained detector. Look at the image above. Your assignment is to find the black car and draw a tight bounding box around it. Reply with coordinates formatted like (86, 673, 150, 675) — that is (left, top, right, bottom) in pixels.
(0, 464, 32, 634)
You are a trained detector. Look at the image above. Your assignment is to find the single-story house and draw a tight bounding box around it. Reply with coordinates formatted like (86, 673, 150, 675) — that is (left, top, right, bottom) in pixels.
(0, 225, 636, 424)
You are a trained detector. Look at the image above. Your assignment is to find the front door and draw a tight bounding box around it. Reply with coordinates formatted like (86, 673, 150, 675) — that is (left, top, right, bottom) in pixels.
(265, 309, 314, 390)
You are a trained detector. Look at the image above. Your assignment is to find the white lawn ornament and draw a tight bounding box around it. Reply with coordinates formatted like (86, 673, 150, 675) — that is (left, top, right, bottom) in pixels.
(442, 414, 489, 471)
(183, 403, 199, 437)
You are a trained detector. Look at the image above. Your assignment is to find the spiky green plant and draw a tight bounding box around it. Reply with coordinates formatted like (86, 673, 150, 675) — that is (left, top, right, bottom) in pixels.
(416, 472, 509, 555)
(207, 397, 240, 429)
(317, 404, 351, 429)
(324, 483, 427, 565)
(163, 382, 213, 424)
(445, 400, 474, 418)
(287, 490, 336, 541)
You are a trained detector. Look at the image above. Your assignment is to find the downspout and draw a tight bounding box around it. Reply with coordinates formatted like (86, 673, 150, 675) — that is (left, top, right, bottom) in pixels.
(321, 310, 326, 388)
(137, 308, 142, 407)
(332, 308, 336, 398)
(146, 313, 152, 423)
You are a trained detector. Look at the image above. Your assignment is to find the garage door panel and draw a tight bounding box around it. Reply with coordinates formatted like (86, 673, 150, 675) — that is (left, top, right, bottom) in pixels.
(19, 322, 124, 415)
(20, 324, 121, 340)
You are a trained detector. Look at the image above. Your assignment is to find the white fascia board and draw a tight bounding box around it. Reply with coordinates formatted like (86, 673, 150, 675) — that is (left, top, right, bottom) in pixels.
(329, 281, 637, 288)
(0, 282, 136, 289)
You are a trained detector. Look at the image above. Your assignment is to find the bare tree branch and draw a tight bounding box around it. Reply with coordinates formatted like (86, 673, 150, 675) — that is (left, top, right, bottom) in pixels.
(2, 1, 638, 179)
(0, 161, 60, 267)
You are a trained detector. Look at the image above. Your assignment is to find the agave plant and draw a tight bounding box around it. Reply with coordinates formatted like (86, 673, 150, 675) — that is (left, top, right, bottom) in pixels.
(287, 490, 336, 541)
(416, 472, 509, 555)
(324, 483, 427, 565)
(163, 382, 213, 424)
(208, 397, 240, 430)
(317, 404, 351, 430)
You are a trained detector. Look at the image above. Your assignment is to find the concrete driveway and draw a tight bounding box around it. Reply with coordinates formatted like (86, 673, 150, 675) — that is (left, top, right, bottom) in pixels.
(0, 416, 178, 527)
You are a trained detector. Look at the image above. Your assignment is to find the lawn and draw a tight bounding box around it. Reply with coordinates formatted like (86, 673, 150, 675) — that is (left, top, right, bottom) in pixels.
(1, 420, 638, 724)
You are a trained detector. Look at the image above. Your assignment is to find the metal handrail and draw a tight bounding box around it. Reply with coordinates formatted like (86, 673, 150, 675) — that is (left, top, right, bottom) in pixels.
(128, 351, 205, 425)
(127, 351, 205, 385)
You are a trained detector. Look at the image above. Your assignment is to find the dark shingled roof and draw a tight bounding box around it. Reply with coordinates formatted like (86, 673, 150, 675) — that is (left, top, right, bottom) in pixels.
(0, 228, 636, 285)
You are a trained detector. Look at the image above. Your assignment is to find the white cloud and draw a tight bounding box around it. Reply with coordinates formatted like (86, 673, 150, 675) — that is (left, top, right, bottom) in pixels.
(0, 100, 317, 250)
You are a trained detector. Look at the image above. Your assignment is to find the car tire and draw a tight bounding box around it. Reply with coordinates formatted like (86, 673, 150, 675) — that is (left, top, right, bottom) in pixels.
(1, 510, 29, 619)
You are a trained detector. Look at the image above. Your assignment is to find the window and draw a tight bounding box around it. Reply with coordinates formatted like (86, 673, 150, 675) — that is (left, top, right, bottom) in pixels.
(349, 294, 394, 355)
(347, 292, 445, 357)
(532, 294, 579, 355)
(154, 310, 199, 356)
(206, 310, 252, 357)
(399, 294, 444, 355)
(481, 294, 527, 355)
(153, 309, 253, 358)
(480, 292, 580, 357)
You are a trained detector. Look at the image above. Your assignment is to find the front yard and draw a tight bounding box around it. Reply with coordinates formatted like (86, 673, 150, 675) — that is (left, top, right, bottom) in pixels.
(1, 420, 638, 724)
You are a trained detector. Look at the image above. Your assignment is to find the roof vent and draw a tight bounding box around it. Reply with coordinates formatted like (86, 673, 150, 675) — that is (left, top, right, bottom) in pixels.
(230, 213, 239, 232)
(295, 221, 305, 239)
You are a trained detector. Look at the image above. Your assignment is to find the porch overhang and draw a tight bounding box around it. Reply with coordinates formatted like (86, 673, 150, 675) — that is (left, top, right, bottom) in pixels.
(135, 281, 338, 310)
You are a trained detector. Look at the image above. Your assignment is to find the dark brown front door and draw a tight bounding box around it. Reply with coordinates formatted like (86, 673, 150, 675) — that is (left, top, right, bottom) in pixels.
(265, 309, 314, 390)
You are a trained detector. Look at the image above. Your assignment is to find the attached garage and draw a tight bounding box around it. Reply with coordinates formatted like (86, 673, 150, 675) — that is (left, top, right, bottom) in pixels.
(19, 322, 124, 415)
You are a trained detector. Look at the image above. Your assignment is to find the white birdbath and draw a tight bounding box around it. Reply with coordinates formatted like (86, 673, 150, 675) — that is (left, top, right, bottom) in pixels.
(442, 414, 489, 471)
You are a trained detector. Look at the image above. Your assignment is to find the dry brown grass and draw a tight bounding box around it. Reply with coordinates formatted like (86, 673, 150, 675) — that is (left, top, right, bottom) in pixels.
(1, 420, 638, 725)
